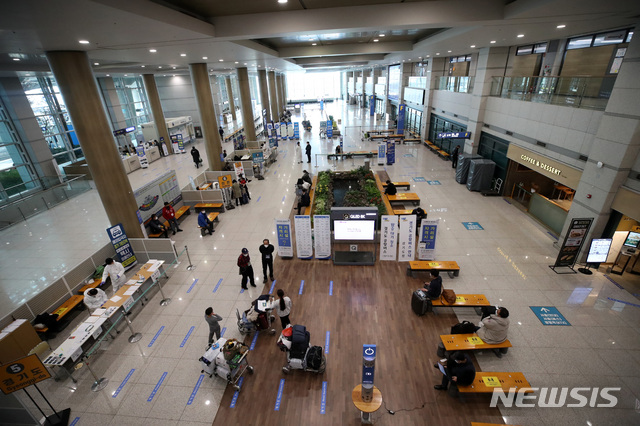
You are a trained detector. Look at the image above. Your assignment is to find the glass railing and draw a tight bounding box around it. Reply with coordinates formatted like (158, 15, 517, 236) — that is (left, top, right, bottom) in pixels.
(0, 175, 90, 230)
(437, 76, 474, 93)
(489, 75, 616, 110)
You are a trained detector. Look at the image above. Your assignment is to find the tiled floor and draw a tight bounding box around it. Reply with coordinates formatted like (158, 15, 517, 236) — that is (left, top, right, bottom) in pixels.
(3, 101, 640, 425)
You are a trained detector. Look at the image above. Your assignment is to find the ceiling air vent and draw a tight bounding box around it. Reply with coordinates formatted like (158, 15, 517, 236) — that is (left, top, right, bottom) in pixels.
(453, 114, 458, 118)
(578, 155, 588, 161)
(441, 110, 446, 113)
(536, 141, 546, 147)
(506, 130, 513, 136)
(483, 124, 490, 128)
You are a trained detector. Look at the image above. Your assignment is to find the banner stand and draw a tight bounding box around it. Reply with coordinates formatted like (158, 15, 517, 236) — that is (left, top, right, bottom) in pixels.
(549, 218, 593, 274)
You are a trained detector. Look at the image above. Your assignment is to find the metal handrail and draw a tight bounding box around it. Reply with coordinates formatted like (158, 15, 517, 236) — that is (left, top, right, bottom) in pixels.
(1, 174, 86, 206)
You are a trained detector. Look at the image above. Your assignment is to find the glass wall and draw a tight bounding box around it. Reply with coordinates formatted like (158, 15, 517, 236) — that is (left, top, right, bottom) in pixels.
(405, 107, 423, 136)
(20, 76, 82, 168)
(110, 76, 151, 143)
(427, 114, 467, 153)
(285, 72, 341, 101)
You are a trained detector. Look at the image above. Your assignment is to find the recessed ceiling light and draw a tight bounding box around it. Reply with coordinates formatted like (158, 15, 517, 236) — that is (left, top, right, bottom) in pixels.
(94, 62, 99, 65)
(13, 58, 20, 61)
(106, 74, 110, 76)
(244, 63, 247, 65)
(470, 45, 476, 48)
(447, 50, 451, 53)
(418, 56, 422, 59)
(173, 66, 176, 69)
(312, 43, 317, 46)
(219, 59, 223, 62)
(158, 66, 162, 69)
(490, 40, 496, 44)
(436, 53, 440, 55)
(180, 53, 187, 57)
(235, 61, 238, 64)
(141, 65, 145, 68)
(203, 56, 208, 60)
(278, 0, 288, 3)
(373, 39, 379, 42)
(426, 55, 430, 58)
(149, 49, 157, 53)
(517, 34, 524, 38)
(124, 74, 128, 76)
(379, 34, 385, 37)
(79, 40, 90, 44)
(557, 24, 566, 29)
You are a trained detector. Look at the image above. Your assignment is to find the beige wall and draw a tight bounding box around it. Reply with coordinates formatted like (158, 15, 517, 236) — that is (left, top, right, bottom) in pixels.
(561, 45, 616, 76)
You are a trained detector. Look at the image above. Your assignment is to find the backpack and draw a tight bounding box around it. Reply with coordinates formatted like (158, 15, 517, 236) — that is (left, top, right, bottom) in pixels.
(450, 320, 477, 335)
(441, 289, 456, 304)
(93, 265, 105, 279)
(305, 346, 323, 370)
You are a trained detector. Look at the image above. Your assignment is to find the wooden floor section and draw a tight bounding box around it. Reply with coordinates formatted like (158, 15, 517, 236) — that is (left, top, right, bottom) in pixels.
(212, 245, 505, 425)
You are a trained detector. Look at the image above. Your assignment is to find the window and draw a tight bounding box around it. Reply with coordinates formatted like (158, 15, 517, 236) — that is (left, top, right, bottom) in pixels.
(285, 71, 341, 101)
(427, 114, 466, 153)
(516, 43, 546, 56)
(567, 35, 594, 50)
(593, 30, 626, 47)
(567, 28, 633, 50)
(99, 76, 151, 145)
(388, 65, 401, 100)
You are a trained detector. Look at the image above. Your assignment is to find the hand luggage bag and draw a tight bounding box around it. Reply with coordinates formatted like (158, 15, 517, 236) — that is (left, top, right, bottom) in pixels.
(305, 346, 323, 370)
(290, 325, 310, 359)
(411, 290, 430, 316)
(451, 321, 477, 334)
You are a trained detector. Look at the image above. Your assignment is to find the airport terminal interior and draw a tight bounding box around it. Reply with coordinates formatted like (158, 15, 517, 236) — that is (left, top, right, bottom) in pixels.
(1, 1, 640, 425)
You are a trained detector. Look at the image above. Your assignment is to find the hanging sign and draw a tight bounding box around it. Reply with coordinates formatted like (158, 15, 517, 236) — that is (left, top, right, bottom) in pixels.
(437, 131, 471, 139)
(369, 95, 375, 116)
(418, 219, 438, 260)
(275, 219, 293, 258)
(379, 215, 398, 261)
(314, 215, 331, 259)
(294, 215, 313, 259)
(0, 354, 51, 394)
(397, 103, 406, 133)
(397, 215, 416, 261)
(218, 174, 233, 189)
(551, 218, 593, 270)
(326, 120, 333, 138)
(106, 223, 137, 268)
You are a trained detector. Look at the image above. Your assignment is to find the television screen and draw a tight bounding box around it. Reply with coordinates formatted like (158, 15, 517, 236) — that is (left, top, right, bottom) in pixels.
(586, 239, 612, 263)
(334, 220, 375, 241)
(623, 231, 640, 248)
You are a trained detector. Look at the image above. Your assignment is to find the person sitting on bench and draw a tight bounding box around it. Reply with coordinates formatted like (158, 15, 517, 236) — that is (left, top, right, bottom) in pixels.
(197, 209, 214, 236)
(384, 180, 397, 195)
(297, 189, 310, 215)
(434, 351, 476, 391)
(423, 270, 442, 299)
(149, 214, 168, 238)
(475, 307, 510, 356)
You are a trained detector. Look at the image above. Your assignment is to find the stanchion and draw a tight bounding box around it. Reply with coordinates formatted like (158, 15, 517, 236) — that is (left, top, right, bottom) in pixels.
(123, 313, 142, 343)
(157, 281, 172, 306)
(185, 245, 196, 271)
(83, 361, 109, 392)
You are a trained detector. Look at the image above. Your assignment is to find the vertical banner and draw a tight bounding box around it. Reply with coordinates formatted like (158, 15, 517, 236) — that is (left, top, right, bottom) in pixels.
(418, 219, 439, 260)
(294, 215, 313, 259)
(369, 95, 375, 116)
(326, 120, 333, 138)
(136, 145, 148, 169)
(170, 135, 179, 154)
(233, 162, 245, 179)
(106, 223, 137, 268)
(288, 123, 294, 139)
(274, 122, 280, 139)
(280, 122, 287, 138)
(320, 100, 324, 112)
(386, 140, 395, 165)
(314, 215, 331, 259)
(397, 215, 416, 262)
(397, 103, 406, 133)
(293, 122, 300, 140)
(275, 219, 293, 258)
(379, 215, 398, 261)
(552, 218, 593, 270)
(377, 143, 386, 166)
(267, 122, 274, 137)
(176, 134, 185, 153)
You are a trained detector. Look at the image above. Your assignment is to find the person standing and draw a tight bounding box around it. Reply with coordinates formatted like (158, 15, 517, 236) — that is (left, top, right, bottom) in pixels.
(295, 142, 303, 164)
(237, 248, 256, 289)
(162, 202, 183, 234)
(154, 139, 164, 157)
(451, 145, 460, 169)
(83, 288, 108, 311)
(219, 126, 224, 140)
(191, 146, 202, 168)
(270, 289, 292, 329)
(149, 214, 168, 238)
(232, 179, 242, 206)
(100, 257, 127, 292)
(239, 174, 251, 200)
(197, 209, 214, 236)
(204, 307, 223, 346)
(305, 141, 312, 163)
(259, 239, 275, 283)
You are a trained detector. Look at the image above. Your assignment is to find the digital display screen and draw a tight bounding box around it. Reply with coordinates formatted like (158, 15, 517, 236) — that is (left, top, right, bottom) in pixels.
(623, 231, 640, 248)
(586, 238, 612, 263)
(334, 220, 375, 241)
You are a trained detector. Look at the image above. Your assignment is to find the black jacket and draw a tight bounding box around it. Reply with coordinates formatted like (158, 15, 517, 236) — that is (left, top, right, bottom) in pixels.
(446, 353, 476, 386)
(259, 244, 275, 261)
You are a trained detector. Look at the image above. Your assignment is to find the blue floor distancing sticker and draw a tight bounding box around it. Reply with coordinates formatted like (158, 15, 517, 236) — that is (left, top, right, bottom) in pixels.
(112, 369, 135, 398)
(462, 222, 484, 230)
(187, 375, 204, 405)
(274, 379, 285, 411)
(148, 326, 164, 348)
(320, 381, 328, 414)
(187, 278, 198, 293)
(324, 331, 330, 354)
(250, 331, 259, 350)
(180, 326, 195, 347)
(230, 377, 244, 408)
(329, 281, 333, 295)
(213, 278, 223, 293)
(147, 372, 167, 402)
(299, 280, 305, 295)
(530, 306, 571, 326)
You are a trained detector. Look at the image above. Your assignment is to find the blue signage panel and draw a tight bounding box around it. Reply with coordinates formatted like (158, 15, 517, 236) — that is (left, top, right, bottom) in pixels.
(530, 306, 571, 326)
(462, 222, 484, 230)
(252, 152, 264, 163)
(106, 223, 137, 268)
(413, 177, 426, 182)
(362, 344, 376, 385)
(276, 223, 292, 250)
(320, 100, 324, 111)
(326, 120, 333, 138)
(386, 141, 395, 165)
(377, 143, 386, 163)
(369, 95, 375, 116)
(293, 122, 299, 140)
(421, 224, 437, 248)
(437, 131, 471, 139)
(397, 103, 406, 133)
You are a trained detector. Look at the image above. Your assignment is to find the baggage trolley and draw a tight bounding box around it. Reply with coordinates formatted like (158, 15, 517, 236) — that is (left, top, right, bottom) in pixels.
(236, 295, 276, 336)
(277, 325, 326, 374)
(200, 338, 254, 391)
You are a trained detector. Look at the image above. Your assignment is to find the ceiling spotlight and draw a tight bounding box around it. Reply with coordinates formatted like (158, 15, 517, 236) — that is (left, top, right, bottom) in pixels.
(158, 66, 162, 69)
(180, 53, 187, 57)
(235, 61, 239, 64)
(557, 24, 566, 29)
(490, 40, 496, 44)
(12, 58, 20, 61)
(149, 49, 157, 53)
(94, 62, 99, 65)
(470, 45, 476, 48)
(244, 63, 247, 65)
(203, 56, 208, 60)
(436, 53, 440, 55)
(79, 40, 90, 44)
(373, 39, 379, 42)
(106, 74, 110, 76)
(312, 43, 317, 46)
(517, 34, 524, 38)
(141, 65, 145, 68)
(173, 66, 176, 69)
(278, 0, 288, 3)
(447, 50, 451, 53)
(124, 74, 128, 76)
(379, 34, 385, 37)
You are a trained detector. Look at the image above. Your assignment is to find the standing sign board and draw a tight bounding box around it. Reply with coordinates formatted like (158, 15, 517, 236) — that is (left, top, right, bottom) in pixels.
(386, 141, 395, 165)
(267, 123, 274, 137)
(397, 103, 406, 133)
(377, 143, 386, 166)
(397, 215, 416, 261)
(293, 122, 300, 140)
(314, 215, 331, 259)
(136, 145, 148, 169)
(418, 219, 438, 260)
(379, 215, 398, 261)
(550, 218, 593, 273)
(274, 122, 280, 139)
(107, 224, 137, 268)
(233, 162, 245, 179)
(369, 95, 375, 116)
(0, 354, 51, 394)
(586, 239, 613, 264)
(218, 175, 233, 189)
(170, 135, 179, 154)
(251, 152, 264, 164)
(275, 219, 293, 257)
(176, 134, 185, 153)
(294, 215, 313, 259)
(326, 120, 333, 139)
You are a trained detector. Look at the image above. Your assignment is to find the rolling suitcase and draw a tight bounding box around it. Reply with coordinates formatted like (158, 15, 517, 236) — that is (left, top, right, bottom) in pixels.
(411, 290, 430, 316)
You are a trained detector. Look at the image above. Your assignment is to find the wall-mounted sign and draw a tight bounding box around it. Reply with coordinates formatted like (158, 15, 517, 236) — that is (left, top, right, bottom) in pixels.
(113, 126, 136, 136)
(506, 144, 582, 189)
(437, 131, 471, 139)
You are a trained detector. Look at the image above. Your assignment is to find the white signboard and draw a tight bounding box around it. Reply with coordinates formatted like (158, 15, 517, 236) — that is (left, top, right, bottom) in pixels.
(234, 161, 245, 179)
(379, 215, 398, 261)
(586, 238, 613, 263)
(275, 219, 293, 257)
(314, 215, 331, 259)
(294, 215, 313, 259)
(397, 215, 416, 262)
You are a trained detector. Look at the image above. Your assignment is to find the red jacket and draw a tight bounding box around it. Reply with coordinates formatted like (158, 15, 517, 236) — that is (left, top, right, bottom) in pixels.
(237, 254, 251, 268)
(162, 205, 175, 221)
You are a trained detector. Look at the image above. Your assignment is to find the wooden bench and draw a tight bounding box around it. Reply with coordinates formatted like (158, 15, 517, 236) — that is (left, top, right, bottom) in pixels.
(471, 423, 521, 426)
(374, 175, 393, 216)
(194, 202, 224, 212)
(148, 205, 191, 237)
(431, 294, 490, 308)
(382, 181, 411, 191)
(35, 295, 85, 334)
(77, 277, 102, 294)
(393, 209, 413, 215)
(437, 149, 451, 160)
(407, 260, 460, 277)
(386, 193, 420, 206)
(299, 176, 317, 215)
(403, 138, 421, 144)
(457, 372, 532, 394)
(440, 334, 512, 352)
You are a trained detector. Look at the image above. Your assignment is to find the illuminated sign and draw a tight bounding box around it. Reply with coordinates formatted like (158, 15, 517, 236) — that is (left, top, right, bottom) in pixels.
(520, 154, 562, 175)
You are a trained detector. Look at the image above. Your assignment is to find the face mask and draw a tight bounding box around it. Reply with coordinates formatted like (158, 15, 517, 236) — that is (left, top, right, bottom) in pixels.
(264, 243, 268, 247)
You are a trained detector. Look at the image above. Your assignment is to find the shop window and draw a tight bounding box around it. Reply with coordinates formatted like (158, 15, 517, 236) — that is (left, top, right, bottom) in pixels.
(567, 35, 594, 50)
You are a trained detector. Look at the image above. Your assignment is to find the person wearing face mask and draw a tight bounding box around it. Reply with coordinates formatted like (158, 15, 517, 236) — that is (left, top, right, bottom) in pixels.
(259, 239, 275, 284)
(237, 248, 256, 289)
(197, 209, 214, 236)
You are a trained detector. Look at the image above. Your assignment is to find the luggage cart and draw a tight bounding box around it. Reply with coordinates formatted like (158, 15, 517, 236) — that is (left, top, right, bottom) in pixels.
(236, 295, 276, 336)
(277, 325, 326, 374)
(200, 338, 254, 391)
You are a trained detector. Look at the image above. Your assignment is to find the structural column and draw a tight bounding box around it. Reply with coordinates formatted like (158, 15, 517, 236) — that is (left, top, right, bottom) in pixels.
(279, 74, 287, 110)
(359, 70, 365, 108)
(46, 51, 143, 237)
(189, 63, 223, 170)
(268, 71, 279, 122)
(275, 74, 283, 115)
(142, 74, 172, 154)
(282, 74, 288, 109)
(423, 57, 447, 136)
(258, 69, 271, 124)
(236, 67, 257, 141)
(225, 76, 237, 121)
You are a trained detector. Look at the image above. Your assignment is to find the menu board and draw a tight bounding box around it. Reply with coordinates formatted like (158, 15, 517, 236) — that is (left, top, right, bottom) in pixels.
(586, 239, 612, 264)
(552, 218, 593, 269)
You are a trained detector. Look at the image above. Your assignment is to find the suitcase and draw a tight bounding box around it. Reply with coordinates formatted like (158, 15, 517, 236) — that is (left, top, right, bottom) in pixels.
(256, 312, 269, 330)
(290, 325, 310, 359)
(200, 338, 226, 376)
(412, 290, 430, 316)
(305, 346, 323, 370)
(241, 193, 249, 204)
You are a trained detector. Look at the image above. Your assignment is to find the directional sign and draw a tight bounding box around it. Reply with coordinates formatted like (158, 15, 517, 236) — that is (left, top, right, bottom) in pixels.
(413, 177, 426, 182)
(0, 354, 51, 394)
(530, 306, 571, 326)
(437, 131, 471, 139)
(462, 222, 484, 230)
(427, 180, 441, 185)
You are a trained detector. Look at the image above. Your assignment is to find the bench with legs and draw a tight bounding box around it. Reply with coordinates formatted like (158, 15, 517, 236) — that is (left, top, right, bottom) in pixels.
(35, 295, 85, 334)
(440, 334, 512, 355)
(457, 372, 532, 394)
(148, 205, 191, 237)
(408, 260, 460, 278)
(386, 193, 420, 206)
(194, 202, 224, 212)
(431, 294, 490, 308)
(198, 212, 220, 235)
